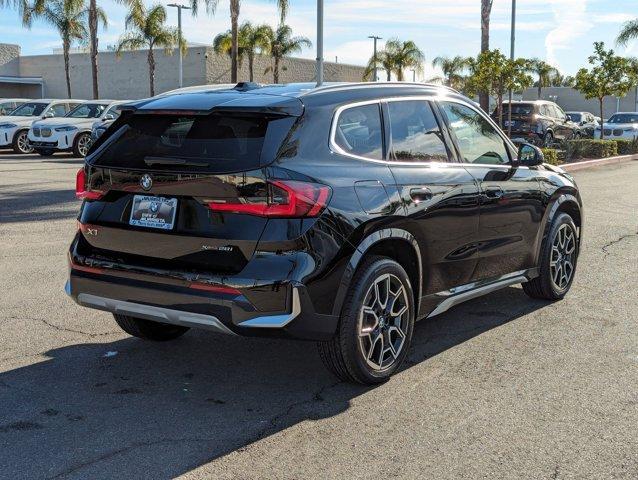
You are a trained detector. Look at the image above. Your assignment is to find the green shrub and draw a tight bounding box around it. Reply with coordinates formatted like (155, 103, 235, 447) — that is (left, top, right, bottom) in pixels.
(540, 148, 561, 165)
(563, 139, 618, 161)
(609, 138, 638, 155)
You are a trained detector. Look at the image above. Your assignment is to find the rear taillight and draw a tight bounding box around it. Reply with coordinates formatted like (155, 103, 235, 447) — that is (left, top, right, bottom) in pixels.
(205, 180, 331, 218)
(76, 168, 103, 200)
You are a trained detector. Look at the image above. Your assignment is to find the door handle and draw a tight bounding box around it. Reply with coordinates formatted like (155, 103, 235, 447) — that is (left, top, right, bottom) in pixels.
(484, 186, 504, 199)
(410, 187, 433, 203)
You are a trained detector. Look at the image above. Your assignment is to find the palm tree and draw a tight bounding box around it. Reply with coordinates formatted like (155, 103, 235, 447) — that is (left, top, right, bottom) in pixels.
(479, 0, 494, 110)
(116, 2, 182, 97)
(431, 55, 469, 90)
(530, 59, 558, 99)
(22, 0, 103, 98)
(385, 39, 425, 81)
(364, 48, 396, 82)
(616, 19, 638, 47)
(243, 23, 272, 82)
(214, 22, 270, 82)
(192, 0, 288, 84)
(264, 24, 311, 84)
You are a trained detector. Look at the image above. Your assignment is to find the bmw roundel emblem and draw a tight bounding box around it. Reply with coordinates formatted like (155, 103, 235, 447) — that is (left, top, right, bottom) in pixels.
(140, 174, 153, 191)
(150, 201, 159, 213)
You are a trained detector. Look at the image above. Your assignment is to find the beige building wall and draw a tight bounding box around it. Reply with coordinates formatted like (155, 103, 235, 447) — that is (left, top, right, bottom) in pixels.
(1, 43, 365, 100)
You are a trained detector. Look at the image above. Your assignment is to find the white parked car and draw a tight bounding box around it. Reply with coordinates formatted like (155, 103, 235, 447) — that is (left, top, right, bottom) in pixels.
(29, 100, 127, 157)
(595, 112, 638, 140)
(0, 98, 28, 116)
(90, 102, 130, 142)
(0, 99, 81, 154)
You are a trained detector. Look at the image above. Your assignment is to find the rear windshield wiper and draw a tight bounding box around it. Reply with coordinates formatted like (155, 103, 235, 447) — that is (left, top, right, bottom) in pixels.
(144, 156, 210, 167)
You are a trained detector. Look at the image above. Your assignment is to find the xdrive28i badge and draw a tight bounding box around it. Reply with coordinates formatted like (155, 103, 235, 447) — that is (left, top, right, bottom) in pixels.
(140, 174, 153, 191)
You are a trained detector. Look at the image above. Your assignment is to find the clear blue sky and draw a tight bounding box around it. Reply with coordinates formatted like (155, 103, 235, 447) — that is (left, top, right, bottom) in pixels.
(1, 0, 637, 77)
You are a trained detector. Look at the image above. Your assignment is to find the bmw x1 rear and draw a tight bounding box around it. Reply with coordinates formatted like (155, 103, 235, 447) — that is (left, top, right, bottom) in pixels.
(68, 82, 582, 384)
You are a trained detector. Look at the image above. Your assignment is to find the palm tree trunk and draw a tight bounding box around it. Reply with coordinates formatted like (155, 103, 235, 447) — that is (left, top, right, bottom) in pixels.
(248, 51, 254, 82)
(89, 0, 99, 99)
(63, 36, 72, 99)
(397, 69, 404, 82)
(148, 47, 156, 97)
(386, 69, 391, 82)
(479, 0, 492, 112)
(230, 0, 240, 83)
(537, 82, 542, 99)
(274, 55, 280, 83)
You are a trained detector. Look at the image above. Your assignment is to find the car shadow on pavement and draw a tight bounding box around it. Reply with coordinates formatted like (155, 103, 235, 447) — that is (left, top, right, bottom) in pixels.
(0, 287, 548, 479)
(0, 188, 78, 223)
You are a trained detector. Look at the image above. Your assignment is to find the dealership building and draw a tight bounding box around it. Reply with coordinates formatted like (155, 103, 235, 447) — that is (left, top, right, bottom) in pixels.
(0, 42, 365, 100)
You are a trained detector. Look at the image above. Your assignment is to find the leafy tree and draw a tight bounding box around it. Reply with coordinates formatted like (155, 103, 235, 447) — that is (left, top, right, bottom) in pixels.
(263, 24, 311, 84)
(196, 0, 288, 83)
(530, 59, 558, 99)
(574, 42, 633, 139)
(22, 0, 104, 98)
(431, 55, 469, 90)
(214, 22, 271, 82)
(466, 50, 532, 129)
(116, 2, 183, 96)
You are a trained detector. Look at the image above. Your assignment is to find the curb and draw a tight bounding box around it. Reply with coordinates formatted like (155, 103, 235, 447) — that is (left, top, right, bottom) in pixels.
(560, 154, 638, 172)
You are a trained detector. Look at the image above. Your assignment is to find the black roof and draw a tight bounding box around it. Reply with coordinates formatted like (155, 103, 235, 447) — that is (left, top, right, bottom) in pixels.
(127, 82, 464, 116)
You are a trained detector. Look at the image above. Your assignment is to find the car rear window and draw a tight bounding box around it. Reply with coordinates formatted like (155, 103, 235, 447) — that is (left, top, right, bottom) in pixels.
(497, 104, 535, 116)
(92, 113, 292, 173)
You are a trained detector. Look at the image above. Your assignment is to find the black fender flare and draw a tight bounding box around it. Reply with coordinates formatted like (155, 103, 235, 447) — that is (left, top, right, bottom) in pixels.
(535, 192, 582, 264)
(331, 228, 423, 318)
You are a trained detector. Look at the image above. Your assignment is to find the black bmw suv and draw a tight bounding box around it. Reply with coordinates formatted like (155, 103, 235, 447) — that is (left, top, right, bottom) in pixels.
(68, 82, 582, 384)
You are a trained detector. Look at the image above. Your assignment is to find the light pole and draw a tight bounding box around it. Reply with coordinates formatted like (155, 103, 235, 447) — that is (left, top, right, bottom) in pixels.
(168, 3, 191, 89)
(316, 0, 324, 86)
(507, 0, 516, 135)
(368, 35, 382, 82)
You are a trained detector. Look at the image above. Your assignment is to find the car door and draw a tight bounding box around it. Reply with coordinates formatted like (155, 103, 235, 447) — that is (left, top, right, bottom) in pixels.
(551, 104, 572, 140)
(383, 98, 482, 305)
(438, 100, 544, 281)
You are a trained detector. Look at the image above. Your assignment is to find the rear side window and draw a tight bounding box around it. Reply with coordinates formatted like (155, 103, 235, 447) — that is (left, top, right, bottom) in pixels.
(50, 104, 67, 116)
(93, 114, 280, 173)
(333, 103, 383, 160)
(440, 101, 510, 165)
(387, 100, 448, 162)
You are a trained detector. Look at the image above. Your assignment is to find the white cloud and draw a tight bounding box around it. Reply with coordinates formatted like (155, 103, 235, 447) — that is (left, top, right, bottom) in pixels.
(544, 0, 592, 68)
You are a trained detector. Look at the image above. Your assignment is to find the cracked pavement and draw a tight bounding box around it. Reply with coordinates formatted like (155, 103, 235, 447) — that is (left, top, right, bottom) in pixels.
(0, 152, 637, 479)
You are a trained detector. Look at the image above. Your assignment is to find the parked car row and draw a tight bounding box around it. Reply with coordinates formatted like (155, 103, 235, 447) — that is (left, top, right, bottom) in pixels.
(0, 98, 129, 157)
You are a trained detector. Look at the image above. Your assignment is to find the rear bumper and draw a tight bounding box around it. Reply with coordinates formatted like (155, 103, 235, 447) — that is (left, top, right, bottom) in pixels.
(66, 248, 339, 341)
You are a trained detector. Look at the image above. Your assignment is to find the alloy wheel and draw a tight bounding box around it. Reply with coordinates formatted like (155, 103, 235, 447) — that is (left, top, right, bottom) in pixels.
(550, 224, 576, 290)
(77, 134, 91, 157)
(17, 131, 33, 154)
(357, 273, 409, 371)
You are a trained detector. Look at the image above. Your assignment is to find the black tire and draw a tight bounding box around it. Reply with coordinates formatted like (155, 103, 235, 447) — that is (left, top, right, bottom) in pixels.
(73, 132, 92, 157)
(35, 149, 54, 156)
(12, 129, 33, 154)
(543, 132, 554, 148)
(113, 314, 189, 341)
(317, 256, 415, 384)
(523, 212, 579, 300)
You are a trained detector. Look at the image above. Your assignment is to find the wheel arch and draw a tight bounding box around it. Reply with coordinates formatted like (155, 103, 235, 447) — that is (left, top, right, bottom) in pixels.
(332, 228, 422, 319)
(535, 192, 582, 264)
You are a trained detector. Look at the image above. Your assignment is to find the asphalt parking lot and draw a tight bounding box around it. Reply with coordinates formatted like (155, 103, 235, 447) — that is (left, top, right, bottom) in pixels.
(0, 151, 636, 479)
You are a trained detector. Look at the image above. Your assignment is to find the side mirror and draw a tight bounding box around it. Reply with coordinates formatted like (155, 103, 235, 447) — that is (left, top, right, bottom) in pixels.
(103, 114, 115, 121)
(518, 143, 544, 167)
(43, 111, 55, 119)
